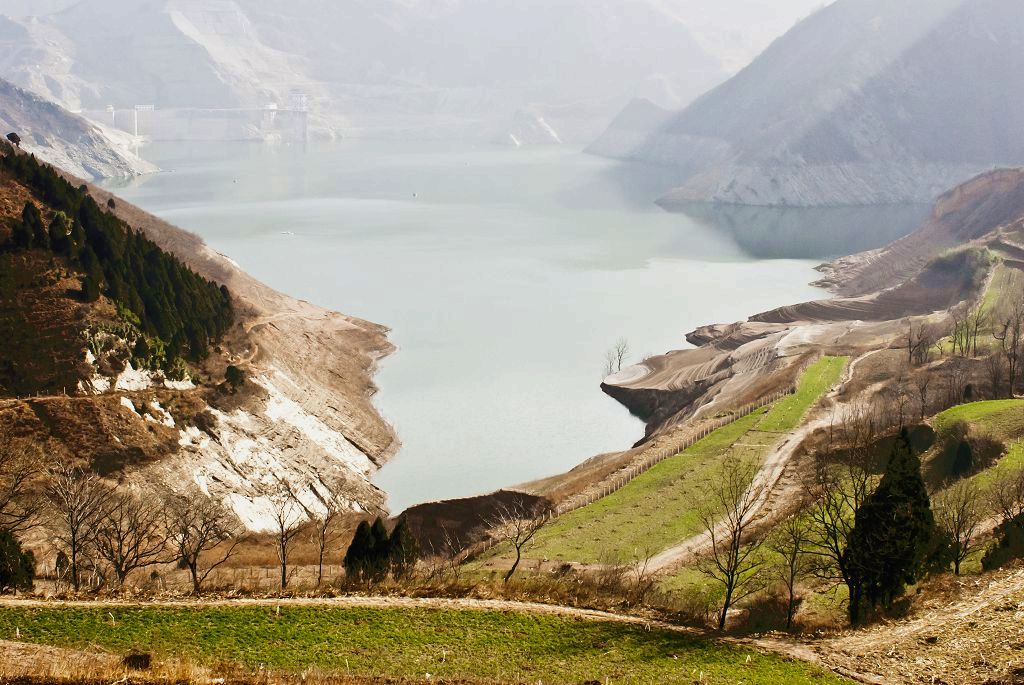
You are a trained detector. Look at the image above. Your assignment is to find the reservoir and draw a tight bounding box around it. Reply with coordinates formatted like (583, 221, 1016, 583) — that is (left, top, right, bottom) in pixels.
(104, 141, 927, 512)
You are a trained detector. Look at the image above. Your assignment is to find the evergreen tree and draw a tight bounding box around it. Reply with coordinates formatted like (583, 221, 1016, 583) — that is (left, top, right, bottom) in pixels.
(387, 517, 419, 579)
(9, 216, 31, 249)
(22, 202, 46, 249)
(369, 517, 392, 579)
(344, 520, 376, 578)
(0, 529, 35, 593)
(844, 429, 936, 619)
(982, 513, 1024, 570)
(48, 212, 72, 255)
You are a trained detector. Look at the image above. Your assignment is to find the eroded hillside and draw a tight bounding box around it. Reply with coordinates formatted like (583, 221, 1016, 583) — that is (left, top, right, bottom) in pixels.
(0, 144, 396, 530)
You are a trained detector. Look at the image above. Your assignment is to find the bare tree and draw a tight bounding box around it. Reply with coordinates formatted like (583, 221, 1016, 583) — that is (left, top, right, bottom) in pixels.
(603, 338, 631, 376)
(884, 377, 913, 428)
(967, 307, 987, 358)
(987, 352, 1007, 400)
(0, 433, 42, 534)
(993, 297, 1024, 397)
(944, 359, 971, 407)
(697, 454, 768, 631)
(164, 488, 241, 594)
(987, 467, 1024, 525)
(913, 372, 933, 420)
(934, 480, 982, 576)
(43, 463, 110, 592)
(804, 405, 877, 622)
(269, 488, 305, 590)
(484, 501, 548, 584)
(310, 501, 342, 587)
(769, 515, 813, 630)
(906, 320, 939, 365)
(93, 489, 167, 586)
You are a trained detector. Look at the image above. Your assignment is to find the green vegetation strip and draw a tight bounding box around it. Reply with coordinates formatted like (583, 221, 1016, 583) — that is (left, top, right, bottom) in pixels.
(526, 356, 848, 564)
(0, 605, 846, 684)
(932, 400, 1024, 442)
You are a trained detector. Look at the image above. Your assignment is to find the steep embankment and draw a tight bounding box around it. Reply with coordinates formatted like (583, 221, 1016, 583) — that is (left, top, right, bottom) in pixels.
(602, 168, 1024, 440)
(590, 0, 1024, 207)
(0, 146, 396, 529)
(0, 77, 154, 180)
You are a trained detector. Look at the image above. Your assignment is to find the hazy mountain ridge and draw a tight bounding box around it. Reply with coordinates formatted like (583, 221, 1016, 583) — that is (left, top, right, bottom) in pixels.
(591, 0, 1024, 207)
(0, 0, 727, 143)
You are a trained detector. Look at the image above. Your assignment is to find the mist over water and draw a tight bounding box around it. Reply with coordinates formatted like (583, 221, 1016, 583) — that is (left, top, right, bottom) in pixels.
(105, 141, 921, 512)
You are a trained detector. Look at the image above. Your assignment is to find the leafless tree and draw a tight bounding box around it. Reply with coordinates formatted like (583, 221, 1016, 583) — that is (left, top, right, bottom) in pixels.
(906, 320, 939, 365)
(987, 352, 1007, 400)
(804, 405, 877, 615)
(603, 338, 631, 376)
(93, 489, 167, 586)
(696, 454, 768, 631)
(164, 487, 241, 594)
(913, 372, 933, 420)
(934, 480, 982, 576)
(769, 515, 814, 630)
(310, 501, 342, 587)
(884, 377, 912, 428)
(43, 462, 110, 592)
(986, 467, 1024, 525)
(484, 501, 548, 584)
(0, 433, 42, 534)
(967, 307, 987, 358)
(944, 359, 971, 406)
(950, 305, 969, 357)
(993, 297, 1024, 397)
(269, 487, 305, 590)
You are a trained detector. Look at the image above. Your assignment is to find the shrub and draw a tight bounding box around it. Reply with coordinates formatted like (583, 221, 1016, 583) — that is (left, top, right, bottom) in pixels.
(982, 513, 1024, 571)
(0, 529, 35, 592)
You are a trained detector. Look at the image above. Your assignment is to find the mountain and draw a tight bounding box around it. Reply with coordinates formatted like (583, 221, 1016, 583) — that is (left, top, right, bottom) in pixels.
(590, 0, 1024, 207)
(0, 77, 155, 180)
(0, 0, 726, 143)
(0, 144, 396, 531)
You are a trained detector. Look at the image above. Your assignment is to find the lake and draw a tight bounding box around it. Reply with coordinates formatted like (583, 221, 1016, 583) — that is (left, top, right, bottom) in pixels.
(104, 141, 927, 512)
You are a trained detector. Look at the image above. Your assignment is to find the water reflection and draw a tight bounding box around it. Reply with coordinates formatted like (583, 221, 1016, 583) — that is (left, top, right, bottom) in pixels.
(667, 202, 931, 260)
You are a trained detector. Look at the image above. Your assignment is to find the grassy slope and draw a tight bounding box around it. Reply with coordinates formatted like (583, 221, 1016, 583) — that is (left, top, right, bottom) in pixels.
(932, 399, 1024, 441)
(0, 605, 849, 684)
(526, 357, 847, 564)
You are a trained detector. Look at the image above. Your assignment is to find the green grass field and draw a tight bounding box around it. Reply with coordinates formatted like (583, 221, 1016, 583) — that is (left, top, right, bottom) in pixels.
(0, 604, 849, 684)
(523, 357, 848, 564)
(932, 400, 1024, 441)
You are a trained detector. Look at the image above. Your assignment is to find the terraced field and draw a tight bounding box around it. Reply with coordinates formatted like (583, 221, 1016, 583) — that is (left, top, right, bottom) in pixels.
(522, 357, 847, 564)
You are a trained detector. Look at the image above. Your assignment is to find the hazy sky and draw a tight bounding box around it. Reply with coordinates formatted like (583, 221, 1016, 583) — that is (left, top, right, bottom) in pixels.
(0, 0, 838, 75)
(658, 0, 838, 72)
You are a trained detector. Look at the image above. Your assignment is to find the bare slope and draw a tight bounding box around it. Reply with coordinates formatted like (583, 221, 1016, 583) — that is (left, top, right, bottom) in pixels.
(0, 77, 155, 180)
(591, 0, 1024, 207)
(0, 148, 397, 529)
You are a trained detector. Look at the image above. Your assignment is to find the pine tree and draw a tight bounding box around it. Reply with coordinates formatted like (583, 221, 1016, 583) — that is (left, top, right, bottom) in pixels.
(844, 429, 936, 620)
(22, 202, 46, 249)
(369, 517, 391, 579)
(344, 520, 375, 578)
(0, 529, 35, 593)
(387, 517, 419, 579)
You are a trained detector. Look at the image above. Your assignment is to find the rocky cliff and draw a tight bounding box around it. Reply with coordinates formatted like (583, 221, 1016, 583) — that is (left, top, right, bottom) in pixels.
(0, 77, 155, 180)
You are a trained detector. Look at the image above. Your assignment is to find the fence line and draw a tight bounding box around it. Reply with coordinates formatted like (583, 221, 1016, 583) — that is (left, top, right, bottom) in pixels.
(462, 384, 798, 562)
(550, 385, 797, 518)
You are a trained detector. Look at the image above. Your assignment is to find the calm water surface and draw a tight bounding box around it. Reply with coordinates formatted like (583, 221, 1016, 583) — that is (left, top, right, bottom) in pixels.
(105, 141, 925, 512)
